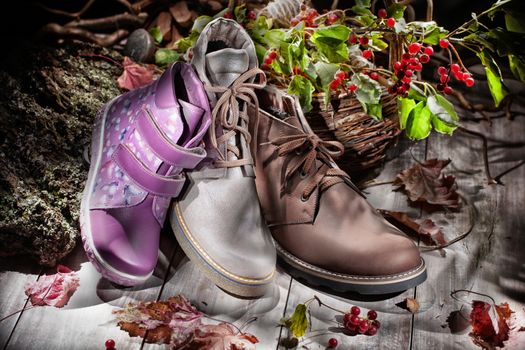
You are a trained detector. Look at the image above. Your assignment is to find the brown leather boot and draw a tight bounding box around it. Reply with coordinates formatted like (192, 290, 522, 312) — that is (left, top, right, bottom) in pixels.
(249, 87, 427, 294)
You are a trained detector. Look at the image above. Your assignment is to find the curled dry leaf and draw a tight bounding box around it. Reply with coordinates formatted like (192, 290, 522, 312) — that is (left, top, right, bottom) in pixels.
(380, 210, 447, 246)
(470, 301, 513, 349)
(396, 298, 420, 314)
(185, 323, 258, 350)
(117, 57, 155, 90)
(113, 295, 258, 349)
(113, 295, 203, 346)
(24, 265, 79, 308)
(394, 158, 460, 210)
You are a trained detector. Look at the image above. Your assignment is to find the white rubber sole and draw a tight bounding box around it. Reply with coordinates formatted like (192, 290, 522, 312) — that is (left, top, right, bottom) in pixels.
(79, 98, 152, 286)
(170, 202, 274, 298)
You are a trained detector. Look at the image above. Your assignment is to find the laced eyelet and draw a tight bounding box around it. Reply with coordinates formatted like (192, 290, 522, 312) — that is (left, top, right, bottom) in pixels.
(301, 194, 309, 202)
(295, 149, 302, 155)
(300, 170, 308, 179)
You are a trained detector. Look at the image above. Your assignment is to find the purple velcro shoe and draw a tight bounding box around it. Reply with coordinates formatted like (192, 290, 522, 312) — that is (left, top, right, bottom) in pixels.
(80, 62, 211, 286)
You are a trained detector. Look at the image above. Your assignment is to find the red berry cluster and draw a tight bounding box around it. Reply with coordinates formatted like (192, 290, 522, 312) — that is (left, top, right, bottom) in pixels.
(325, 12, 341, 26)
(342, 306, 380, 336)
(290, 7, 319, 27)
(437, 63, 475, 94)
(388, 43, 434, 96)
(105, 339, 116, 349)
(261, 49, 278, 70)
(329, 70, 358, 93)
(223, 10, 257, 22)
(377, 8, 396, 28)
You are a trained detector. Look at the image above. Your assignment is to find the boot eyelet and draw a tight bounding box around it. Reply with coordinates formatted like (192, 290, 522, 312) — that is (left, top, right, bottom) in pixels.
(295, 149, 302, 155)
(301, 194, 309, 202)
(300, 171, 308, 179)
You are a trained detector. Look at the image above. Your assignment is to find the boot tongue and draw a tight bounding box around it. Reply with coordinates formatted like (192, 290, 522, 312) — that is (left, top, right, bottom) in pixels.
(205, 48, 249, 88)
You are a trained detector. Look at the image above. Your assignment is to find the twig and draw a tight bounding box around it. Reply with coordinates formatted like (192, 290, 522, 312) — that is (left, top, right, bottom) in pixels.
(35, 0, 97, 18)
(420, 193, 477, 252)
(64, 12, 147, 32)
(40, 23, 129, 47)
(450, 289, 495, 305)
(457, 126, 499, 185)
(359, 179, 395, 189)
(331, 0, 339, 11)
(493, 160, 525, 184)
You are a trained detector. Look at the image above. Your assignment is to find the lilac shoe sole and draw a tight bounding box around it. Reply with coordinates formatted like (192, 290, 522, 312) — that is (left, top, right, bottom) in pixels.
(80, 98, 152, 286)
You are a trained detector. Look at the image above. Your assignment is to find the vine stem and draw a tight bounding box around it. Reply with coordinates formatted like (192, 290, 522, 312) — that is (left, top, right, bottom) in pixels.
(457, 126, 499, 185)
(445, 0, 513, 39)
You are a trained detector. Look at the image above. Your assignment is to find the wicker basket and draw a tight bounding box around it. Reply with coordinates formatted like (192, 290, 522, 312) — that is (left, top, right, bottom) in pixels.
(304, 92, 401, 177)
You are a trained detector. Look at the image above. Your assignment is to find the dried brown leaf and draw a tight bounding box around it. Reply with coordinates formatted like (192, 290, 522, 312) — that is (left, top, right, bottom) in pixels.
(185, 323, 258, 350)
(24, 265, 79, 308)
(396, 297, 420, 313)
(394, 158, 460, 210)
(380, 210, 447, 246)
(117, 57, 155, 90)
(469, 300, 513, 349)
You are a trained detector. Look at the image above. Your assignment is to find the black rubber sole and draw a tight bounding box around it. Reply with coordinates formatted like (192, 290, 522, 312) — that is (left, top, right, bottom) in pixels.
(275, 243, 427, 295)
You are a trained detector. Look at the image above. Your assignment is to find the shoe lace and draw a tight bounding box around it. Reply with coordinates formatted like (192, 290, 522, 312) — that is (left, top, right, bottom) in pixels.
(205, 67, 266, 168)
(269, 133, 349, 199)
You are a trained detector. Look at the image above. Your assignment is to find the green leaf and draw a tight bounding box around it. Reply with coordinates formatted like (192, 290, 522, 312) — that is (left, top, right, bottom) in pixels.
(422, 26, 447, 45)
(351, 73, 382, 119)
(407, 83, 427, 101)
(505, 13, 525, 33)
(405, 101, 432, 140)
(282, 304, 308, 338)
(314, 61, 339, 87)
(370, 37, 389, 51)
(398, 97, 417, 130)
(509, 54, 525, 83)
(367, 103, 383, 120)
(354, 15, 376, 27)
(288, 75, 315, 113)
(351, 6, 373, 16)
(426, 94, 459, 126)
(431, 115, 456, 135)
(355, 0, 371, 7)
(477, 50, 509, 107)
(387, 3, 406, 20)
(310, 25, 350, 63)
(149, 27, 163, 44)
(264, 29, 286, 48)
(175, 31, 199, 53)
(191, 16, 212, 33)
(155, 49, 180, 65)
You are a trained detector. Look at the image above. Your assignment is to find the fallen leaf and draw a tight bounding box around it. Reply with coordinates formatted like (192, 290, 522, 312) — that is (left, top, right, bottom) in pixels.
(380, 210, 447, 246)
(281, 304, 308, 338)
(469, 300, 513, 349)
(153, 11, 173, 41)
(446, 309, 471, 333)
(113, 295, 203, 346)
(518, 326, 525, 332)
(394, 158, 460, 209)
(185, 323, 258, 350)
(396, 298, 420, 313)
(117, 57, 155, 91)
(24, 265, 79, 308)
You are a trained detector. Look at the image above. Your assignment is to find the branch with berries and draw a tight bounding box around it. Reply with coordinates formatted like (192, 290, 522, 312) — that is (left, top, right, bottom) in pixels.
(170, 0, 522, 141)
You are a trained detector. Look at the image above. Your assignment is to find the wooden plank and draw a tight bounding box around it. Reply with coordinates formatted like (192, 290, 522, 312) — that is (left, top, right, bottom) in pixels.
(411, 88, 525, 349)
(5, 229, 178, 350)
(150, 241, 293, 350)
(277, 138, 427, 349)
(0, 257, 41, 348)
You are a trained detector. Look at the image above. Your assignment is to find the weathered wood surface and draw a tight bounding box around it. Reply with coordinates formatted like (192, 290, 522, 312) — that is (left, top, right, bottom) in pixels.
(1, 87, 525, 350)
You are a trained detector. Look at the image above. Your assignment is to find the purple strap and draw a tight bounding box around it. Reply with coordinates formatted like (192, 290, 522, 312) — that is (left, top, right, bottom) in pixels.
(112, 144, 185, 197)
(137, 108, 206, 169)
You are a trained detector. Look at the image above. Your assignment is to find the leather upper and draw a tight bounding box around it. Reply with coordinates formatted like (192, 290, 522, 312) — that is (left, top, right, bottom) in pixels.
(251, 87, 422, 277)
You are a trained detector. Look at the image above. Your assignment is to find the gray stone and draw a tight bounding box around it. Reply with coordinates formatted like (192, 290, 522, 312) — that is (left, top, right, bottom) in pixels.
(0, 42, 121, 266)
(123, 28, 156, 63)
